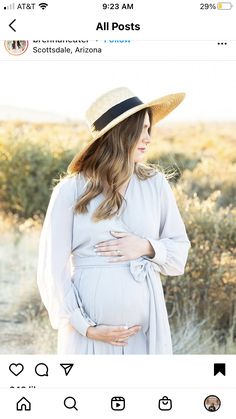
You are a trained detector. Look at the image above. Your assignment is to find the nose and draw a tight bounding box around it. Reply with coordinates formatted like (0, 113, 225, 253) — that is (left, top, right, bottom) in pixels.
(142, 132, 151, 144)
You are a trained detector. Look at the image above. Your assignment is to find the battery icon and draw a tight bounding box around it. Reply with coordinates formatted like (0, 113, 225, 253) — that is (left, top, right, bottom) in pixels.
(217, 2, 233, 9)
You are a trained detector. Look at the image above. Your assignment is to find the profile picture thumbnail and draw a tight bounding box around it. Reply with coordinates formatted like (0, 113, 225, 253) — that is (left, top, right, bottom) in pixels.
(4, 40, 28, 56)
(204, 395, 221, 412)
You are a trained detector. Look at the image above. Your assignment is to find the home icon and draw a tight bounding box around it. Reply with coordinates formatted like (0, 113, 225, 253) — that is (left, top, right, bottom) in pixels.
(16, 397, 31, 411)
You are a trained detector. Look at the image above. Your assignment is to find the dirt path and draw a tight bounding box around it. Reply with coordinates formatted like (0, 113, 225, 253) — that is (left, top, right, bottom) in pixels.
(0, 275, 37, 353)
(0, 226, 56, 354)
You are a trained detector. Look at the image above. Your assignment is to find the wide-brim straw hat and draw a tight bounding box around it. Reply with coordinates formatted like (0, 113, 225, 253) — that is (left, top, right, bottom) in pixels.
(86, 87, 185, 141)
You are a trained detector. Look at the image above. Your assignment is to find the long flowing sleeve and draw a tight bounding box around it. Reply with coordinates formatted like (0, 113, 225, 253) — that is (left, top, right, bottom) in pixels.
(37, 175, 96, 337)
(144, 173, 191, 276)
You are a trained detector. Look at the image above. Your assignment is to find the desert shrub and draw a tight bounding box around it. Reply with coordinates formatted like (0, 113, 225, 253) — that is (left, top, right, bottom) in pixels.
(0, 139, 74, 219)
(163, 186, 236, 350)
(181, 159, 236, 208)
(148, 152, 201, 182)
(151, 122, 236, 164)
(0, 121, 88, 220)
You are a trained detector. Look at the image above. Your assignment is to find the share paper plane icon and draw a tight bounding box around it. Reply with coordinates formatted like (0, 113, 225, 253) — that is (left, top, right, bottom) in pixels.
(60, 363, 74, 376)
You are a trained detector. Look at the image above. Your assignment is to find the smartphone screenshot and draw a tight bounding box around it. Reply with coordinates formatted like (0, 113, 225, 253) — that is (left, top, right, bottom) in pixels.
(0, 1, 235, 417)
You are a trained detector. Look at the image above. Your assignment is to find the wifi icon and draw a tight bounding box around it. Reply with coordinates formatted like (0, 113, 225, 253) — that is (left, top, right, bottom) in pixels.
(39, 2, 48, 9)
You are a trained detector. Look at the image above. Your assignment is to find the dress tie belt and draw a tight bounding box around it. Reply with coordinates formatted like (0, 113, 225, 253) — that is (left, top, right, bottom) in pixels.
(71, 255, 156, 283)
(130, 258, 157, 283)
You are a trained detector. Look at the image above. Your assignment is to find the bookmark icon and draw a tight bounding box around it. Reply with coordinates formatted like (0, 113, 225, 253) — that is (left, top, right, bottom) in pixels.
(60, 363, 74, 376)
(214, 363, 226, 376)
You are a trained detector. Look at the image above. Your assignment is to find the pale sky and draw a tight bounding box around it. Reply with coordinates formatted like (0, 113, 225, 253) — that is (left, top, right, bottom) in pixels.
(0, 60, 235, 122)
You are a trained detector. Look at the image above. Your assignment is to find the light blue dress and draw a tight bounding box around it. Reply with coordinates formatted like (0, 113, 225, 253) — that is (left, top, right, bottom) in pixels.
(37, 171, 191, 354)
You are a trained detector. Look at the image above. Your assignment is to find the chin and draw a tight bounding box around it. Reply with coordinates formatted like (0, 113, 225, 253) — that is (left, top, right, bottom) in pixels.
(134, 155, 144, 163)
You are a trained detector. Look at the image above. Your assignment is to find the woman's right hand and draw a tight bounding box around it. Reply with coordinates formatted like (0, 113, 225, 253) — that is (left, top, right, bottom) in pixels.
(86, 324, 142, 346)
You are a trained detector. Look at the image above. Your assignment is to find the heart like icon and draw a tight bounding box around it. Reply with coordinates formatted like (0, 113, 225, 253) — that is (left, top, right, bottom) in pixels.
(9, 363, 24, 376)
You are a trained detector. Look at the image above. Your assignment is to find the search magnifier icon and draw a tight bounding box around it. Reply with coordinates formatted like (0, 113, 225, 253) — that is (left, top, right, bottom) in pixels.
(64, 396, 78, 411)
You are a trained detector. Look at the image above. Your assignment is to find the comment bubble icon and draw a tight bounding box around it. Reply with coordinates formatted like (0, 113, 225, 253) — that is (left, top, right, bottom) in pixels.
(35, 363, 49, 377)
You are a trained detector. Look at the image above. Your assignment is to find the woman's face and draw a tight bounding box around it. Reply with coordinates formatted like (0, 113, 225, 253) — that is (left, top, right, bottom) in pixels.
(133, 111, 151, 163)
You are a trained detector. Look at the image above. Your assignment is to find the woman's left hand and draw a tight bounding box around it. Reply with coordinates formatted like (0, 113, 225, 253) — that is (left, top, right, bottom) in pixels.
(94, 231, 154, 262)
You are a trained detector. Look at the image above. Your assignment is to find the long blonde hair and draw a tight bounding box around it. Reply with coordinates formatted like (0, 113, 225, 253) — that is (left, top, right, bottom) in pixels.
(67, 108, 160, 222)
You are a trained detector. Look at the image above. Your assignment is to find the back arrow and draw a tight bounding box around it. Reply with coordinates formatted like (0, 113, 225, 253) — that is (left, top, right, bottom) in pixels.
(9, 19, 16, 32)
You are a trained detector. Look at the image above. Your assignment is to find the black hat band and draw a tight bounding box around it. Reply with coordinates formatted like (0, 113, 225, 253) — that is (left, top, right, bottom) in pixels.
(92, 96, 143, 132)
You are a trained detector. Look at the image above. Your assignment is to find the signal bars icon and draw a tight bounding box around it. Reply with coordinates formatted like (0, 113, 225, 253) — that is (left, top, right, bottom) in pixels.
(39, 2, 48, 9)
(4, 3, 14, 9)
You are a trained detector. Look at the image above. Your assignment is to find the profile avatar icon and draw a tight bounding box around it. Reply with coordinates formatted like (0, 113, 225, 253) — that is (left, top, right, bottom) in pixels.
(4, 40, 28, 55)
(204, 395, 221, 412)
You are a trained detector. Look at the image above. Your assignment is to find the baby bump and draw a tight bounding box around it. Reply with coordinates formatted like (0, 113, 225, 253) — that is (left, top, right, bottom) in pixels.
(73, 266, 150, 331)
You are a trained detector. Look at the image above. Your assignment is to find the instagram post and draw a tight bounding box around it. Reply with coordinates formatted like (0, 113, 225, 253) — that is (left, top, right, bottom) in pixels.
(0, 58, 235, 356)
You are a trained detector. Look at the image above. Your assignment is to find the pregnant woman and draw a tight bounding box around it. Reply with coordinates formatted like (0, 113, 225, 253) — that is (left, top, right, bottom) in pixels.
(37, 87, 191, 354)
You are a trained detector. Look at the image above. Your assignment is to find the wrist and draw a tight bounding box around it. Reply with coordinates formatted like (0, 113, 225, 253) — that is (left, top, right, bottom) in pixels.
(86, 325, 96, 338)
(142, 238, 155, 258)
